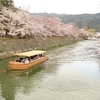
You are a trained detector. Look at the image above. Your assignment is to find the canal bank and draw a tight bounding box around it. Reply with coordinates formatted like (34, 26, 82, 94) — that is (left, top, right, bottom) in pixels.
(0, 36, 85, 59)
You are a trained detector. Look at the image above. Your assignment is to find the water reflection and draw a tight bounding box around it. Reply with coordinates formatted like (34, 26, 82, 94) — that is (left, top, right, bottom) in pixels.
(0, 40, 100, 100)
(0, 56, 60, 100)
(0, 63, 44, 100)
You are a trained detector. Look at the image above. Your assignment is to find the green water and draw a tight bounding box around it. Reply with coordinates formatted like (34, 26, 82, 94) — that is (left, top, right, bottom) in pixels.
(0, 40, 100, 100)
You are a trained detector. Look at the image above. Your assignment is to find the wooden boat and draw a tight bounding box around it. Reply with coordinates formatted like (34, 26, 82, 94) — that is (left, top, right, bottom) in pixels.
(9, 50, 49, 70)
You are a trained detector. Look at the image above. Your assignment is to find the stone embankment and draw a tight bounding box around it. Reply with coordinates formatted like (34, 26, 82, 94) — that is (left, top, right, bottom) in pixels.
(0, 36, 84, 59)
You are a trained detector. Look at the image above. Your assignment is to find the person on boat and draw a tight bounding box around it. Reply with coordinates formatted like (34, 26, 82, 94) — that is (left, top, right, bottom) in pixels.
(39, 54, 42, 57)
(21, 58, 26, 63)
(30, 56, 34, 60)
(25, 58, 29, 63)
(41, 53, 44, 57)
(18, 58, 24, 62)
(16, 59, 20, 62)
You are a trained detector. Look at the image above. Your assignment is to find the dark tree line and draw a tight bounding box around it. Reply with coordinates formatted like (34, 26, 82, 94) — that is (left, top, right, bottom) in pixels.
(0, 0, 14, 7)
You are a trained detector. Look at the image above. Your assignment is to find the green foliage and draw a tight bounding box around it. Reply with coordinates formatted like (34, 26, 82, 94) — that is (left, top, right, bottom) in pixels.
(0, 0, 14, 7)
(88, 28, 96, 34)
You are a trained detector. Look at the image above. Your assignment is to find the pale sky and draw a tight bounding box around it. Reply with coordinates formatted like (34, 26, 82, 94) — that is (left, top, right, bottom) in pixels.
(13, 0, 100, 14)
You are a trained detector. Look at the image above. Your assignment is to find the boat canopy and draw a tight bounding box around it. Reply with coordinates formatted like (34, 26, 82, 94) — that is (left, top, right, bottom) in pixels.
(13, 50, 46, 57)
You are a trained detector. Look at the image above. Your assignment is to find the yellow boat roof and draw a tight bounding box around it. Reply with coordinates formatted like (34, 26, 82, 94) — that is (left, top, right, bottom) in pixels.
(13, 50, 46, 57)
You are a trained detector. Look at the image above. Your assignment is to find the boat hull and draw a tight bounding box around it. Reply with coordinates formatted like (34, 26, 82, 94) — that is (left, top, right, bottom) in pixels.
(9, 56, 49, 70)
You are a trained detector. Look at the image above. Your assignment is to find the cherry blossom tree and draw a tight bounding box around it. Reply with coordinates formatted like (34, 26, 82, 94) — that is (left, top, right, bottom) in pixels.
(0, 7, 90, 38)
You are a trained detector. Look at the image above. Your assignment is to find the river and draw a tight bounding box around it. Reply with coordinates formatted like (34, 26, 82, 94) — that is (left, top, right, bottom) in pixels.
(0, 39, 100, 100)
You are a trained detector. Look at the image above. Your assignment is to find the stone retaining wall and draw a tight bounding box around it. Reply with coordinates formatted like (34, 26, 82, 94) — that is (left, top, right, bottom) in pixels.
(0, 36, 84, 59)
